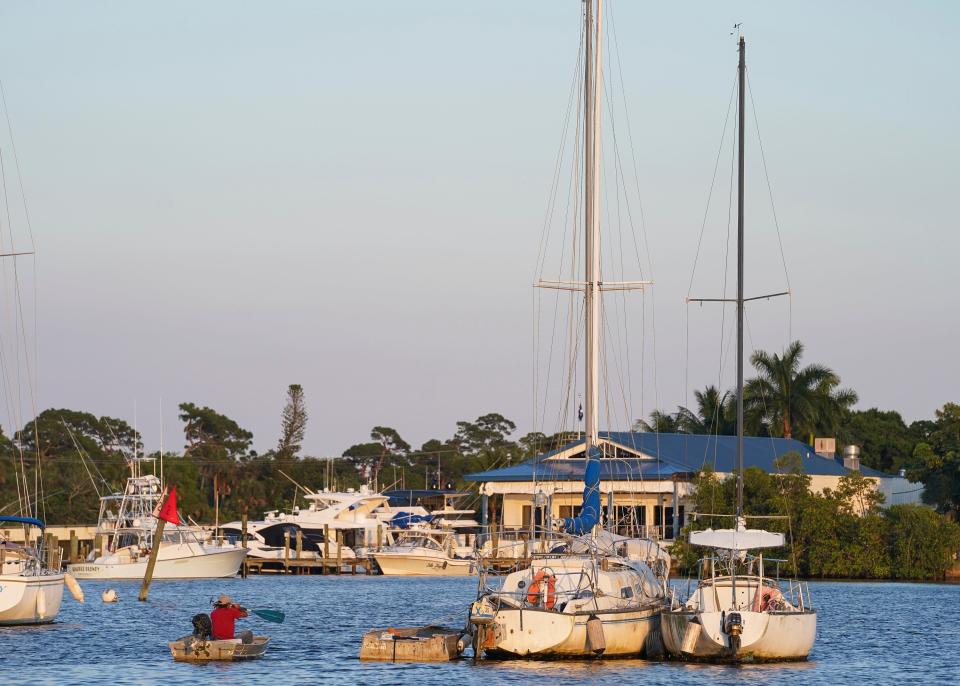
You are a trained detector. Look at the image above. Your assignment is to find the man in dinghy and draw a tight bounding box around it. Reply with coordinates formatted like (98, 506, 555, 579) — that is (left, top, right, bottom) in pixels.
(211, 594, 252, 643)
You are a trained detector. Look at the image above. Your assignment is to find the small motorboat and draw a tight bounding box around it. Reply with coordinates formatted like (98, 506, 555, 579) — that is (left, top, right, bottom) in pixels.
(168, 635, 270, 662)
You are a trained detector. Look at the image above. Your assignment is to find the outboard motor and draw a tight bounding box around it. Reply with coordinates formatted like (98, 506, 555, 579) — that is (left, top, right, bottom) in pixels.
(191, 613, 212, 640)
(724, 611, 743, 656)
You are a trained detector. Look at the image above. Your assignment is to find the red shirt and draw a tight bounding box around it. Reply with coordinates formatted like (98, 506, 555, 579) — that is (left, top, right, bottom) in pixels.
(210, 606, 245, 640)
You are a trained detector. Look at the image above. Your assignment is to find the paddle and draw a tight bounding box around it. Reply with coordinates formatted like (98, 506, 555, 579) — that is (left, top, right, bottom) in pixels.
(249, 608, 285, 623)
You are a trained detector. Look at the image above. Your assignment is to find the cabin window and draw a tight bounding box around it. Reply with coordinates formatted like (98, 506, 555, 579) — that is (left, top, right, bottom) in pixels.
(557, 506, 583, 520)
(621, 586, 634, 599)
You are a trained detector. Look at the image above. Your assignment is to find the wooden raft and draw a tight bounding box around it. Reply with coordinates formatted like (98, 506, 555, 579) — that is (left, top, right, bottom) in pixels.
(359, 627, 464, 662)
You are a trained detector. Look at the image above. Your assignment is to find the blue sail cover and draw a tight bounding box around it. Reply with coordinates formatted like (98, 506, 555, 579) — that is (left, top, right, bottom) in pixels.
(561, 446, 602, 535)
(389, 512, 436, 529)
(0, 515, 45, 529)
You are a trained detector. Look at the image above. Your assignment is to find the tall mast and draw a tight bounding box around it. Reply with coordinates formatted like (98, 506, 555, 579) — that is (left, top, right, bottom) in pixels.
(584, 0, 603, 454)
(735, 35, 746, 521)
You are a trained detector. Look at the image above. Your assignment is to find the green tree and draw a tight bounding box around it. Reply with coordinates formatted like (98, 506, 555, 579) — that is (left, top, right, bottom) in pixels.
(884, 504, 960, 579)
(178, 403, 253, 524)
(677, 386, 737, 435)
(369, 426, 410, 489)
(745, 340, 857, 440)
(277, 384, 308, 458)
(454, 413, 519, 472)
(633, 410, 681, 433)
(836, 408, 914, 472)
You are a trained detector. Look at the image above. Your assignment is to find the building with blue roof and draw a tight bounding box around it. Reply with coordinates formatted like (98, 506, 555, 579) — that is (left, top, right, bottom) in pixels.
(465, 432, 922, 541)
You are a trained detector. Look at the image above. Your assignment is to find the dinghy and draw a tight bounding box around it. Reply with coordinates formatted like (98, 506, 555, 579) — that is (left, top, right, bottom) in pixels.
(168, 635, 270, 662)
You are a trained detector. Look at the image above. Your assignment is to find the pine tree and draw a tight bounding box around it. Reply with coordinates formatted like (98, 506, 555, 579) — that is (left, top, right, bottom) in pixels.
(277, 384, 308, 458)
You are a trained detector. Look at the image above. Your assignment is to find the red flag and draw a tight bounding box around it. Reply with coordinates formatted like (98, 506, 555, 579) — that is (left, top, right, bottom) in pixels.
(158, 485, 180, 526)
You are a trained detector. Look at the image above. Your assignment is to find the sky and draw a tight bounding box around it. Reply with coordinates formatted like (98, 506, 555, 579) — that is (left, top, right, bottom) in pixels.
(0, 1, 956, 457)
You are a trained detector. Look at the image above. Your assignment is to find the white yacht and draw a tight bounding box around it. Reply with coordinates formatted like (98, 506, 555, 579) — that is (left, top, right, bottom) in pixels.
(67, 459, 246, 580)
(220, 514, 353, 561)
(0, 516, 64, 625)
(372, 530, 474, 576)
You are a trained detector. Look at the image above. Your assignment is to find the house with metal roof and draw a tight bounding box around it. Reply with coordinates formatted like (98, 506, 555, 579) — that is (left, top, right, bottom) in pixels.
(465, 432, 922, 542)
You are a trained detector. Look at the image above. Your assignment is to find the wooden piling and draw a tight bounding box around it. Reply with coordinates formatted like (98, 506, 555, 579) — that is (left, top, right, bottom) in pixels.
(323, 524, 330, 574)
(283, 530, 291, 573)
(240, 512, 248, 579)
(138, 518, 167, 601)
(296, 530, 303, 560)
(336, 531, 342, 575)
(69, 530, 79, 563)
(376, 525, 383, 551)
(95, 533, 104, 558)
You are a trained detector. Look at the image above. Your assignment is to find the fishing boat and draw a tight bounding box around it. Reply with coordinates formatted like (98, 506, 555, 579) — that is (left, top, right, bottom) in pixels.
(660, 34, 816, 663)
(169, 635, 270, 662)
(67, 458, 246, 580)
(0, 516, 65, 625)
(372, 530, 474, 576)
(466, 0, 668, 659)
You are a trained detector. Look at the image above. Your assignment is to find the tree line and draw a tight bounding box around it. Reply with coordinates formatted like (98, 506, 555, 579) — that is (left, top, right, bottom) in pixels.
(0, 340, 958, 530)
(672, 463, 960, 580)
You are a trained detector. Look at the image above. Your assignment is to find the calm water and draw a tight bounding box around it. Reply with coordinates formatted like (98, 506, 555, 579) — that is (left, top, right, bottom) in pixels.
(2, 575, 958, 685)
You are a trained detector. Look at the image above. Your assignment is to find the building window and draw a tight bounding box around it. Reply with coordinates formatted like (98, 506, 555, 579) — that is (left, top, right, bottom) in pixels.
(521, 505, 546, 529)
(558, 505, 583, 520)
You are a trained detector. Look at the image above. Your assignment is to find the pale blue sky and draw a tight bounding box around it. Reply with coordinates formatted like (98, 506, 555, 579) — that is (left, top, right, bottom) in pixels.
(0, 1, 956, 455)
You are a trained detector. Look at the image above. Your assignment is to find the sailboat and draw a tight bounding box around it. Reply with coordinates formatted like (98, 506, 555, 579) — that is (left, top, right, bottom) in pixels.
(67, 457, 246, 580)
(660, 35, 817, 662)
(0, 516, 65, 625)
(466, 0, 667, 659)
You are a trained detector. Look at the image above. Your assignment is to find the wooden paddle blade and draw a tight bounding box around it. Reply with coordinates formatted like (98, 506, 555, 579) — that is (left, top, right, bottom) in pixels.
(251, 608, 285, 623)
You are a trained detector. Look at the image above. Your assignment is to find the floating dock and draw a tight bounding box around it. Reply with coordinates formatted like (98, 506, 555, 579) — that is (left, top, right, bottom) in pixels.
(359, 627, 465, 662)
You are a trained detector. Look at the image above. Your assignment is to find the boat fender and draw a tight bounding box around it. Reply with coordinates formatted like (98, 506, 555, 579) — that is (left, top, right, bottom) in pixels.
(586, 615, 606, 655)
(64, 572, 85, 603)
(526, 570, 557, 609)
(36, 587, 47, 618)
(101, 588, 119, 603)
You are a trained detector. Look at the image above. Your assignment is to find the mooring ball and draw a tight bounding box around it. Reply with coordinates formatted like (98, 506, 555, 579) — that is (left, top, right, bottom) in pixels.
(102, 588, 119, 603)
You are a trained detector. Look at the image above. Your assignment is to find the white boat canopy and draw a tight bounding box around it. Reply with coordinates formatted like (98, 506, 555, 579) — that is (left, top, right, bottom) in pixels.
(689, 526, 784, 551)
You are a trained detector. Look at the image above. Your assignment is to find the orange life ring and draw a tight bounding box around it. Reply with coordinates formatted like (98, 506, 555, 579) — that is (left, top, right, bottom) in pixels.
(753, 586, 783, 612)
(526, 570, 557, 609)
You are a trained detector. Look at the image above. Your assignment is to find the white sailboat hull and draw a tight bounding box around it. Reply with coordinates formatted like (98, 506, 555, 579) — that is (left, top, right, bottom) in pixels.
(67, 547, 246, 580)
(372, 552, 473, 576)
(0, 573, 64, 625)
(662, 609, 816, 661)
(479, 604, 661, 658)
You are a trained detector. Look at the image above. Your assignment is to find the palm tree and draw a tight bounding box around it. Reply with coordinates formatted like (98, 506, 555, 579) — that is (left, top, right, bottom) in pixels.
(745, 340, 857, 440)
(633, 410, 681, 434)
(677, 386, 737, 435)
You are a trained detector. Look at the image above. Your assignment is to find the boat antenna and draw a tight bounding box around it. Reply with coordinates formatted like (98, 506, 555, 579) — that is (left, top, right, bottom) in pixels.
(159, 397, 164, 487)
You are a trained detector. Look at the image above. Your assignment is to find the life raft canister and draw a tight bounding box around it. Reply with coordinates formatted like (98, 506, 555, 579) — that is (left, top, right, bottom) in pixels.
(526, 569, 557, 609)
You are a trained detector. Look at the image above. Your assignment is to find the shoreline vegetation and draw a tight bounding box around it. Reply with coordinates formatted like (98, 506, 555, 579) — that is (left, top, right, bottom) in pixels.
(2, 344, 959, 580)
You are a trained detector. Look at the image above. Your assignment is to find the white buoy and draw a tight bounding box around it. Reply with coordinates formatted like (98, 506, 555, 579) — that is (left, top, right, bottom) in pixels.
(102, 588, 119, 603)
(64, 572, 85, 603)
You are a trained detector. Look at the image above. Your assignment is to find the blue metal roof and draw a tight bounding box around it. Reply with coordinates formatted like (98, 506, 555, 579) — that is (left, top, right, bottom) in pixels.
(465, 432, 890, 483)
